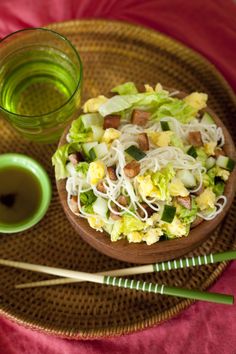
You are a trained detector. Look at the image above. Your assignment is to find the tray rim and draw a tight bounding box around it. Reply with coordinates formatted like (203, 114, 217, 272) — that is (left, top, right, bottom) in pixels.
(0, 18, 235, 340)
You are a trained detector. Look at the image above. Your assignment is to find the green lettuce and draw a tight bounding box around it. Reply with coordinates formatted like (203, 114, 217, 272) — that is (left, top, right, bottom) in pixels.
(52, 142, 81, 180)
(170, 134, 184, 149)
(80, 190, 96, 205)
(98, 91, 170, 117)
(213, 182, 225, 196)
(196, 148, 208, 167)
(122, 214, 145, 235)
(151, 164, 175, 201)
(69, 116, 92, 142)
(111, 219, 124, 241)
(111, 82, 138, 95)
(75, 162, 89, 175)
(177, 198, 198, 225)
(153, 99, 195, 123)
(82, 204, 94, 214)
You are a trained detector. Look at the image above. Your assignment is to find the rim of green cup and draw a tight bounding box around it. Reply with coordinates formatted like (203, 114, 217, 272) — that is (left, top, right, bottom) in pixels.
(0, 153, 51, 233)
(0, 27, 83, 118)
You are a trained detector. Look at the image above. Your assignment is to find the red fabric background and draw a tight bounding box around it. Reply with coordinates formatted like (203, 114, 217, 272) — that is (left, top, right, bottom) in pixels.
(0, 1, 236, 353)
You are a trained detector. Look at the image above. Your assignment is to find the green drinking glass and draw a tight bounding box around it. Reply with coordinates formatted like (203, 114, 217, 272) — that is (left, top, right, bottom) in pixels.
(0, 28, 83, 143)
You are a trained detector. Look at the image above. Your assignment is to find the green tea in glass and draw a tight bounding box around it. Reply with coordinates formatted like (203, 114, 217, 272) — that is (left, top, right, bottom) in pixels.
(0, 28, 82, 143)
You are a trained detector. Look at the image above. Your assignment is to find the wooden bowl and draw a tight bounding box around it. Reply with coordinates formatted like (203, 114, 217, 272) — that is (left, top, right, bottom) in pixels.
(57, 92, 236, 264)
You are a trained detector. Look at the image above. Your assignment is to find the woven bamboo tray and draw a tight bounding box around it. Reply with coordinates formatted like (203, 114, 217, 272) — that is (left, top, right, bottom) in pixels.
(0, 19, 235, 340)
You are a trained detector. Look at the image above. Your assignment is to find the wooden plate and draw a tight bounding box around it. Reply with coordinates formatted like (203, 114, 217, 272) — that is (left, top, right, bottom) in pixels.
(57, 92, 236, 264)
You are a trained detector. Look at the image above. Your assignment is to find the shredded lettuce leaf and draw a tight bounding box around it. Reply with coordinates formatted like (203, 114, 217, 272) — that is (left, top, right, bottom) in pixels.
(75, 162, 89, 175)
(98, 91, 170, 117)
(111, 82, 138, 95)
(213, 182, 225, 196)
(177, 198, 198, 225)
(151, 164, 175, 201)
(153, 99, 196, 123)
(122, 214, 145, 235)
(111, 219, 124, 241)
(69, 116, 92, 142)
(52, 142, 81, 180)
(80, 190, 97, 205)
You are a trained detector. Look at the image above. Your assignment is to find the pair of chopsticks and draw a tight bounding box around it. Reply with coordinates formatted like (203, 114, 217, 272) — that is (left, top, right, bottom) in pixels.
(0, 250, 235, 305)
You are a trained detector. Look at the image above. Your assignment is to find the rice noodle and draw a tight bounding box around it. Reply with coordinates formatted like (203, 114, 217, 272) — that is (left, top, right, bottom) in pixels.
(66, 116, 227, 225)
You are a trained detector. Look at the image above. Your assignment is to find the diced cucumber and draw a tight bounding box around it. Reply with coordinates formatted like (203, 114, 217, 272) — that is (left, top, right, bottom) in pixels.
(216, 155, 235, 172)
(93, 196, 108, 218)
(206, 156, 216, 170)
(187, 146, 197, 158)
(81, 113, 104, 129)
(91, 125, 104, 141)
(201, 112, 215, 125)
(125, 145, 146, 160)
(82, 142, 98, 157)
(161, 205, 176, 223)
(90, 143, 109, 160)
(160, 121, 171, 131)
(177, 170, 196, 188)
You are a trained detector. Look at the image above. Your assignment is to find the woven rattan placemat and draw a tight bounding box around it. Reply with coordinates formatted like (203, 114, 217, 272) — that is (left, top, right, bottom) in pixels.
(0, 20, 235, 339)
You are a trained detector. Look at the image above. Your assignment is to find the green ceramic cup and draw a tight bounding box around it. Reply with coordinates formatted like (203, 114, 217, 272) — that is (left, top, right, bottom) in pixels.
(0, 153, 51, 233)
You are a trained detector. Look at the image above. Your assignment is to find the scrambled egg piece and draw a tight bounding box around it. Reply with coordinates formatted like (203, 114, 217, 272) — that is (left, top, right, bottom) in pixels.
(169, 178, 189, 197)
(144, 84, 154, 92)
(144, 83, 165, 93)
(143, 228, 163, 245)
(88, 160, 105, 185)
(83, 95, 108, 113)
(155, 83, 163, 92)
(102, 128, 121, 144)
(145, 212, 160, 227)
(183, 92, 208, 111)
(136, 175, 159, 198)
(216, 167, 230, 182)
(204, 142, 217, 156)
(127, 231, 143, 243)
(148, 131, 173, 147)
(162, 217, 187, 238)
(87, 215, 104, 232)
(196, 187, 216, 211)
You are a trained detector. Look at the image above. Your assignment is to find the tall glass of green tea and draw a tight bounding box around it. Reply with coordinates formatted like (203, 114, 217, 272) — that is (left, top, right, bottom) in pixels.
(0, 28, 82, 143)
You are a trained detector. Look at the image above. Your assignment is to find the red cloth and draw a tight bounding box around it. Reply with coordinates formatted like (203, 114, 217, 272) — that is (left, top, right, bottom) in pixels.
(0, 0, 236, 353)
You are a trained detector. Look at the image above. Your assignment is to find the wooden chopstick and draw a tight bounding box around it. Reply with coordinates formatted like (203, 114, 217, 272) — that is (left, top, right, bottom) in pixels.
(12, 250, 236, 289)
(0, 258, 234, 305)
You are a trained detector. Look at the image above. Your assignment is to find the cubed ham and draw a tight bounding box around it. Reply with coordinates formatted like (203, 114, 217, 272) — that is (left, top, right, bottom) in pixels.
(124, 160, 140, 178)
(137, 133, 149, 151)
(110, 206, 122, 220)
(193, 185, 204, 196)
(188, 131, 203, 147)
(138, 203, 154, 218)
(131, 110, 150, 126)
(70, 195, 78, 213)
(117, 195, 128, 206)
(214, 148, 225, 157)
(103, 115, 120, 129)
(176, 196, 191, 209)
(191, 216, 203, 228)
(68, 154, 79, 165)
(107, 166, 117, 181)
(96, 181, 106, 193)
